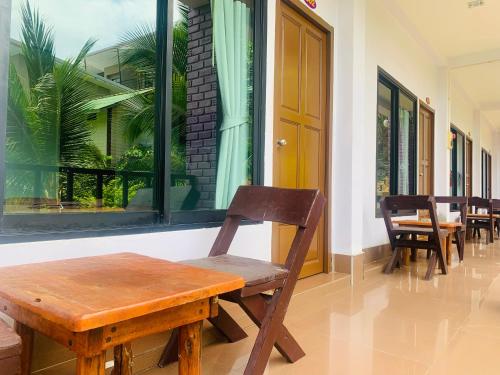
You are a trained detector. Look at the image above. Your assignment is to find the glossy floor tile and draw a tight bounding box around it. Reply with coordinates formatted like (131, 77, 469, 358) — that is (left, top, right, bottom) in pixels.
(144, 239, 500, 374)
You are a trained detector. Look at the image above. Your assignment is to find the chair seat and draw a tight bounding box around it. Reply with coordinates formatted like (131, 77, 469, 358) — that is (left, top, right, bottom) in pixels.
(0, 319, 21, 361)
(393, 226, 449, 236)
(182, 255, 289, 287)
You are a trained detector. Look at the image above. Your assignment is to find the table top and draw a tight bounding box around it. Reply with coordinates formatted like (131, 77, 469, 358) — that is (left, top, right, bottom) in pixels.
(0, 253, 244, 332)
(394, 220, 463, 229)
(468, 213, 500, 219)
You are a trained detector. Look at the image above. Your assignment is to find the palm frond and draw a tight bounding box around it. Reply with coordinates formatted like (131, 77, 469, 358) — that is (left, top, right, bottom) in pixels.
(20, 1, 55, 87)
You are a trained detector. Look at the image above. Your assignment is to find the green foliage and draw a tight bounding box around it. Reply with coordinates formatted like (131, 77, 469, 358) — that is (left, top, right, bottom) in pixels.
(7, 1, 102, 201)
(119, 3, 189, 152)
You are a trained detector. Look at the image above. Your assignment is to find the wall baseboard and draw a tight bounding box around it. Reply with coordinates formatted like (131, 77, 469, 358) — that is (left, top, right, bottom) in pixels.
(333, 243, 391, 284)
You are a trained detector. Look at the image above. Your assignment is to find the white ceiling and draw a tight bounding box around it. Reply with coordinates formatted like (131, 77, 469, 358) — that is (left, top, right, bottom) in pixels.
(389, 0, 500, 128)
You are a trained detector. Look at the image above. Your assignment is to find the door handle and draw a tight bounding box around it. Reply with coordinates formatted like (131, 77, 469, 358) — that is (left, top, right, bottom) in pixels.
(277, 139, 287, 147)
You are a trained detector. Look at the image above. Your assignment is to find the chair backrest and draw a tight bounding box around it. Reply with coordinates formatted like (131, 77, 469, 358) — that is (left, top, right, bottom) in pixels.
(210, 186, 326, 273)
(492, 199, 500, 211)
(469, 196, 492, 213)
(380, 195, 441, 244)
(435, 196, 468, 225)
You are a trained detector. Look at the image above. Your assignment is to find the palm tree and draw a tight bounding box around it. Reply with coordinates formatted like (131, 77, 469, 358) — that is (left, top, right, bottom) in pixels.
(118, 3, 189, 161)
(7, 1, 101, 200)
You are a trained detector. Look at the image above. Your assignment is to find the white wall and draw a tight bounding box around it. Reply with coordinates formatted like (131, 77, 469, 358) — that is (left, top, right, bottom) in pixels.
(360, 0, 449, 249)
(450, 80, 495, 197)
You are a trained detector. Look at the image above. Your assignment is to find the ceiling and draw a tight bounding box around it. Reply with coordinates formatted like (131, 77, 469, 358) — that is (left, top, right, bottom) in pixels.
(390, 0, 500, 61)
(388, 0, 500, 128)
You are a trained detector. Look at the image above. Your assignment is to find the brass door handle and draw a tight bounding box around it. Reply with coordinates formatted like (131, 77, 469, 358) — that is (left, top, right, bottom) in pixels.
(277, 139, 287, 147)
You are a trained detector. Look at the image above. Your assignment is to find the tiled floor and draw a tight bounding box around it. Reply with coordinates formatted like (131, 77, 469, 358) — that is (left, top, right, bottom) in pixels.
(146, 239, 500, 374)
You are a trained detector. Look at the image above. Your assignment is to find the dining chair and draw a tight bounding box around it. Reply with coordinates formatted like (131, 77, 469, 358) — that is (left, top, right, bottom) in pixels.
(468, 197, 494, 243)
(158, 186, 326, 375)
(381, 195, 448, 280)
(492, 199, 500, 238)
(0, 318, 21, 374)
(435, 196, 468, 262)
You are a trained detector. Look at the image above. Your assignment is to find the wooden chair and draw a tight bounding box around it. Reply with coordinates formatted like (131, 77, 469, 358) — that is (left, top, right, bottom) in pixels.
(435, 196, 468, 262)
(468, 197, 494, 243)
(492, 199, 500, 238)
(158, 186, 326, 375)
(381, 195, 448, 280)
(0, 319, 21, 375)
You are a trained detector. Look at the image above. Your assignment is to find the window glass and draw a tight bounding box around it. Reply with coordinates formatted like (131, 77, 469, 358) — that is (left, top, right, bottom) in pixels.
(450, 127, 465, 199)
(5, 0, 157, 214)
(376, 81, 392, 210)
(375, 71, 417, 216)
(171, 0, 255, 212)
(456, 132, 464, 196)
(398, 93, 415, 195)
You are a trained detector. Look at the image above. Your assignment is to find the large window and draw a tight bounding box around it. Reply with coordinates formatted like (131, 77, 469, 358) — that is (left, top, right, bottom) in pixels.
(482, 149, 492, 199)
(0, 0, 266, 232)
(375, 69, 417, 216)
(450, 126, 465, 198)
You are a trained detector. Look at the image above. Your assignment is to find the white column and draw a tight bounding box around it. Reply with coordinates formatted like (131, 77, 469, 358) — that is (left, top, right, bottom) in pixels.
(332, 0, 366, 256)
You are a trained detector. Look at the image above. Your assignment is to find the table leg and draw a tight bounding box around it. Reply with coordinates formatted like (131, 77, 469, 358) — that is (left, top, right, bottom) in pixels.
(446, 234, 452, 266)
(14, 322, 33, 375)
(179, 321, 202, 375)
(76, 352, 106, 375)
(112, 343, 133, 375)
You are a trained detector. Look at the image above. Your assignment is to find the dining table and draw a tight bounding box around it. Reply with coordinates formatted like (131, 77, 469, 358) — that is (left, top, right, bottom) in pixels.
(394, 220, 463, 266)
(0, 252, 245, 375)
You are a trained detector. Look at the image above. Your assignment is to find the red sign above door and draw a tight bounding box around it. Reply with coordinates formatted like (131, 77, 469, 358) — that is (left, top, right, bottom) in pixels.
(304, 0, 317, 9)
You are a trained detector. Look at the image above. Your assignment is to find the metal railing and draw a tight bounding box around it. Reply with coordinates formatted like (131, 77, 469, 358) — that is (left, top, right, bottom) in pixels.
(5, 163, 154, 209)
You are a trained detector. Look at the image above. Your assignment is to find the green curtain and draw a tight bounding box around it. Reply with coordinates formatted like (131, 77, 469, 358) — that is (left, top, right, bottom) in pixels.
(212, 0, 251, 209)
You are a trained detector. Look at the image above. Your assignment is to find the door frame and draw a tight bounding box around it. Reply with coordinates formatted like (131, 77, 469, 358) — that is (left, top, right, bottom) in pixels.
(466, 136, 473, 197)
(418, 100, 435, 195)
(273, 0, 334, 273)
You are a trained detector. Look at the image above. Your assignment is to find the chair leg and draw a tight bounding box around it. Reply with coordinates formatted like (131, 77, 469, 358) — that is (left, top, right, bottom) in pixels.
(384, 248, 401, 274)
(238, 294, 305, 364)
(425, 251, 438, 280)
(240, 291, 294, 375)
(426, 249, 431, 259)
(436, 245, 448, 275)
(157, 305, 248, 368)
(208, 305, 248, 343)
(158, 329, 179, 368)
(455, 231, 464, 262)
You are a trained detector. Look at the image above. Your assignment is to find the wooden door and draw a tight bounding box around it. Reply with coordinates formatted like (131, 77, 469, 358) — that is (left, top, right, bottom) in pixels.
(466, 138, 472, 197)
(418, 105, 434, 195)
(273, 1, 328, 278)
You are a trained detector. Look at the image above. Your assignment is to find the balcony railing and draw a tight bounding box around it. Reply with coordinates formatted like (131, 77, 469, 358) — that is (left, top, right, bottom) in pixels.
(5, 163, 154, 209)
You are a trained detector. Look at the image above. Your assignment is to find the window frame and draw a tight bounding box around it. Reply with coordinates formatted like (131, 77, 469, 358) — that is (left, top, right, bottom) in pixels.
(482, 148, 492, 199)
(450, 126, 465, 197)
(0, 0, 267, 236)
(375, 68, 418, 217)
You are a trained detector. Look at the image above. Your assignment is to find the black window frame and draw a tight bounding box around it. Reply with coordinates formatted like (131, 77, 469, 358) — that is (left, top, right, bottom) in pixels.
(449, 125, 465, 211)
(0, 0, 267, 237)
(375, 68, 418, 217)
(482, 148, 492, 199)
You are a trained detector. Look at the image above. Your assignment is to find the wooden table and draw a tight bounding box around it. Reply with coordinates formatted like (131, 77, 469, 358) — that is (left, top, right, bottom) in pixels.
(467, 214, 500, 242)
(394, 220, 463, 265)
(0, 253, 244, 375)
(467, 213, 500, 219)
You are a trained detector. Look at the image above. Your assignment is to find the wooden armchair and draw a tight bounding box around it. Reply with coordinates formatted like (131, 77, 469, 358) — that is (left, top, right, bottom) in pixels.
(381, 195, 448, 280)
(158, 186, 326, 375)
(435, 196, 468, 262)
(0, 319, 21, 375)
(468, 197, 494, 243)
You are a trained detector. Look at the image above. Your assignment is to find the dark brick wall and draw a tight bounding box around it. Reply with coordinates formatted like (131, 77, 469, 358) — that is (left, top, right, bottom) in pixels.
(185, 4, 218, 209)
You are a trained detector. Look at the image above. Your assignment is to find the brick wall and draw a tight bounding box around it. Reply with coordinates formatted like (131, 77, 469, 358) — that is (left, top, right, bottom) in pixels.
(185, 5, 218, 209)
